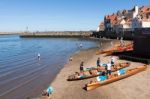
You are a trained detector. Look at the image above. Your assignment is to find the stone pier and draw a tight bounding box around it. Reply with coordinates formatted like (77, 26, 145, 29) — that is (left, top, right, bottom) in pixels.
(20, 31, 93, 37)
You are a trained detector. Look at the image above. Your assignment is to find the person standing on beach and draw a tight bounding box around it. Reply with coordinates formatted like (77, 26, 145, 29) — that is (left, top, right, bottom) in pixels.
(69, 57, 73, 61)
(111, 41, 113, 48)
(97, 57, 101, 67)
(110, 56, 115, 66)
(42, 86, 54, 98)
(38, 53, 40, 60)
(120, 37, 124, 47)
(80, 61, 84, 72)
(106, 62, 112, 75)
(100, 42, 103, 47)
(79, 43, 83, 48)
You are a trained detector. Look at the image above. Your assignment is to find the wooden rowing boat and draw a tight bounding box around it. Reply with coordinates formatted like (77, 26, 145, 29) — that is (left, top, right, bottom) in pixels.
(86, 65, 147, 91)
(96, 43, 133, 55)
(115, 43, 133, 48)
(96, 49, 114, 55)
(105, 47, 134, 56)
(67, 62, 130, 81)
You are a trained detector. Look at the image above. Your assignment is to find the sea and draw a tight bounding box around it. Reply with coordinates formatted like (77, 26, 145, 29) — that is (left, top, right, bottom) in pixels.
(0, 35, 99, 99)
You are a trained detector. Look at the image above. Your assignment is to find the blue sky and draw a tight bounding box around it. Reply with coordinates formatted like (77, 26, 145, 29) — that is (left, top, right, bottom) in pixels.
(0, 0, 149, 32)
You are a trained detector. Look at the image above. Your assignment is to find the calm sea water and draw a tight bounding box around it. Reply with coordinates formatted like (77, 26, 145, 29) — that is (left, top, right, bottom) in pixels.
(0, 35, 99, 99)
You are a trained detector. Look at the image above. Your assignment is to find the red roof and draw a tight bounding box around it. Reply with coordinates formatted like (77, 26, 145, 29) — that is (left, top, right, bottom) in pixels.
(101, 6, 150, 27)
(140, 6, 150, 14)
(105, 14, 118, 25)
(106, 14, 117, 20)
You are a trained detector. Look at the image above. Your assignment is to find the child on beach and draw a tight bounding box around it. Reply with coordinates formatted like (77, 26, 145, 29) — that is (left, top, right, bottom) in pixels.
(79, 43, 83, 48)
(80, 61, 84, 72)
(97, 57, 101, 67)
(38, 53, 40, 60)
(42, 86, 54, 98)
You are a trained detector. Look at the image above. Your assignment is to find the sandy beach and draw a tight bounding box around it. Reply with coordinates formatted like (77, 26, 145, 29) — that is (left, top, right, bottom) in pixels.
(40, 39, 150, 99)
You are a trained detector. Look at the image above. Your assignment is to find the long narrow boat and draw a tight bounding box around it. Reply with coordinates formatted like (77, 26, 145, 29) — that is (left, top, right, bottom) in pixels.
(67, 62, 130, 81)
(86, 65, 147, 91)
(115, 43, 133, 48)
(105, 47, 134, 56)
(96, 43, 133, 55)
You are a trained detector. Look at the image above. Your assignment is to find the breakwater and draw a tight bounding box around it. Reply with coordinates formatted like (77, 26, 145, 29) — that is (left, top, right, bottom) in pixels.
(0, 32, 20, 35)
(20, 31, 93, 37)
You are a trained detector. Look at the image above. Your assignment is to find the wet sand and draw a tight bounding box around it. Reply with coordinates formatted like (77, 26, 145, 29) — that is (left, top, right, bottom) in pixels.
(40, 39, 150, 99)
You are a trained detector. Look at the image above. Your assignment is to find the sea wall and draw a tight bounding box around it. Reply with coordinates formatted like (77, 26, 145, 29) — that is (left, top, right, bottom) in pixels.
(20, 31, 93, 37)
(92, 28, 150, 40)
(92, 31, 134, 40)
(0, 32, 20, 35)
(134, 36, 150, 57)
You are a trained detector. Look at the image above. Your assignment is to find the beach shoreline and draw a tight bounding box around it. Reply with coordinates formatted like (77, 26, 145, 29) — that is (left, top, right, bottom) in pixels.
(39, 39, 150, 99)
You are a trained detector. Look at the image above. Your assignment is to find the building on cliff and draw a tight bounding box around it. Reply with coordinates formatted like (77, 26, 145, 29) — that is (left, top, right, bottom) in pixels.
(97, 6, 150, 34)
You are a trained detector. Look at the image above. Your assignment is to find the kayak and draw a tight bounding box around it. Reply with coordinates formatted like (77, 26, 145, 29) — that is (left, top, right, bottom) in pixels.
(67, 62, 130, 81)
(85, 65, 147, 91)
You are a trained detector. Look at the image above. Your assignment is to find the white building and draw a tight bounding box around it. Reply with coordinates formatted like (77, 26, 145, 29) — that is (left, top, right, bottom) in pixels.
(132, 17, 150, 29)
(97, 22, 105, 32)
(96, 27, 100, 32)
(133, 6, 139, 18)
(100, 5, 150, 32)
(114, 19, 132, 33)
(132, 6, 150, 30)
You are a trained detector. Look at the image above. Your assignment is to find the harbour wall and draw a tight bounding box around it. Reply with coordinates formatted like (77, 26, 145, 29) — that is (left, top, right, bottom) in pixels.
(92, 31, 134, 40)
(0, 32, 20, 35)
(20, 31, 93, 38)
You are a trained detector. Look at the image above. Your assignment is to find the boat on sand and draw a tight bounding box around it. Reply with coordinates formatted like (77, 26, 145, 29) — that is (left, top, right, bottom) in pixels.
(85, 65, 147, 91)
(96, 43, 133, 55)
(67, 62, 130, 81)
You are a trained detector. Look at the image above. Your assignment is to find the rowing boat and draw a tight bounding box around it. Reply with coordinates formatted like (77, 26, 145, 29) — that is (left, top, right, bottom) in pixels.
(67, 62, 130, 81)
(114, 43, 133, 48)
(86, 65, 147, 91)
(96, 43, 133, 55)
(105, 47, 134, 56)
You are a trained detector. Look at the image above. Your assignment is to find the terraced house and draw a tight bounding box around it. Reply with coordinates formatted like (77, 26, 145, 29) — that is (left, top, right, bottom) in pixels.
(97, 6, 150, 33)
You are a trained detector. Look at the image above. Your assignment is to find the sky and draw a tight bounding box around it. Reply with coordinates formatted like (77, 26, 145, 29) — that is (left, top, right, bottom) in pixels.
(0, 0, 149, 32)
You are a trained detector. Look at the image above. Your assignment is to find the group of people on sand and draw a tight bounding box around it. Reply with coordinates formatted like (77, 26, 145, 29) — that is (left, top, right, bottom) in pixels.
(80, 56, 116, 76)
(97, 57, 116, 76)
